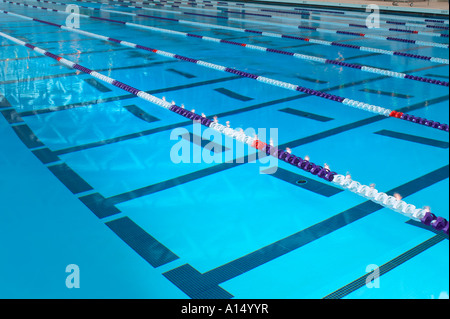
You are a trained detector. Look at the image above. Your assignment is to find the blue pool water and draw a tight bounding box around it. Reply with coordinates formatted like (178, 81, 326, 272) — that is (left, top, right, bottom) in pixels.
(0, 0, 448, 299)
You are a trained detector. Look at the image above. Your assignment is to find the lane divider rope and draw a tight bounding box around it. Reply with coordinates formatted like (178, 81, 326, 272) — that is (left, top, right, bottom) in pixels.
(2, 8, 449, 132)
(22, 0, 450, 47)
(68, 0, 450, 40)
(171, 0, 450, 25)
(4, 0, 448, 64)
(65, 0, 448, 39)
(2, 8, 448, 88)
(175, 0, 450, 25)
(0, 29, 447, 235)
(96, 0, 448, 38)
(92, 0, 450, 27)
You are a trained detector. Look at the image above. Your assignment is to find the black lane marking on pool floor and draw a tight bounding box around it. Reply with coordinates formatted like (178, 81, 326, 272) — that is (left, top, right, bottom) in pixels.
(406, 220, 450, 239)
(279, 107, 334, 122)
(83, 78, 113, 93)
(181, 132, 230, 153)
(166, 68, 197, 79)
(105, 217, 180, 268)
(126, 51, 157, 60)
(162, 165, 449, 299)
(343, 52, 381, 61)
(262, 167, 343, 197)
(360, 88, 413, 99)
(163, 264, 234, 299)
(211, 30, 234, 37)
(399, 94, 449, 113)
(279, 46, 326, 53)
(295, 75, 329, 84)
(47, 163, 94, 195)
(32, 147, 62, 165)
(0, 108, 24, 124)
(214, 87, 254, 102)
(425, 73, 449, 79)
(11, 124, 45, 149)
(0, 93, 13, 108)
(374, 129, 449, 149)
(78, 193, 122, 219)
(323, 235, 447, 299)
(123, 104, 160, 123)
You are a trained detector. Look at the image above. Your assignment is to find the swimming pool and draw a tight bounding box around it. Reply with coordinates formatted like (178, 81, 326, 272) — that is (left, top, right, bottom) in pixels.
(0, 0, 448, 299)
